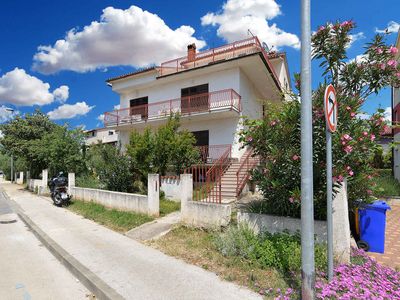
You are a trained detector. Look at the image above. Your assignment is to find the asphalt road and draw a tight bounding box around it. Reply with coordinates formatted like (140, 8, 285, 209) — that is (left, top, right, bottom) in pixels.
(0, 192, 90, 300)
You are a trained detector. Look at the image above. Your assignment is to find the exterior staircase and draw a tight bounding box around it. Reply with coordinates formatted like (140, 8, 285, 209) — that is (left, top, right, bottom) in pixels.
(218, 149, 259, 202)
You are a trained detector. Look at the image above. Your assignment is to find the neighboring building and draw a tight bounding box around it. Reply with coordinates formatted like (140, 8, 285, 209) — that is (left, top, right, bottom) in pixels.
(104, 36, 290, 201)
(392, 29, 400, 180)
(85, 128, 118, 146)
(378, 125, 392, 154)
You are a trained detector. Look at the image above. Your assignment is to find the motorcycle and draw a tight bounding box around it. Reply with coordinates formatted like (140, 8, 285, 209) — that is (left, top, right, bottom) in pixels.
(48, 172, 71, 207)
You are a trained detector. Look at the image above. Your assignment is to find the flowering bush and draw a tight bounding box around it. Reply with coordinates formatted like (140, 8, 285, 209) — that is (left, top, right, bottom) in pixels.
(240, 21, 400, 219)
(316, 248, 400, 299)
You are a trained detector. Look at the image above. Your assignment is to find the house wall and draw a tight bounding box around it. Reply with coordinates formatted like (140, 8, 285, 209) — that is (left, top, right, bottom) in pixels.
(86, 129, 118, 145)
(119, 68, 241, 109)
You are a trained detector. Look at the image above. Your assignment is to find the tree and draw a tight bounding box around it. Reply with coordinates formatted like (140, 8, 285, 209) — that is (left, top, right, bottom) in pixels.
(240, 21, 399, 219)
(126, 115, 200, 181)
(86, 143, 133, 192)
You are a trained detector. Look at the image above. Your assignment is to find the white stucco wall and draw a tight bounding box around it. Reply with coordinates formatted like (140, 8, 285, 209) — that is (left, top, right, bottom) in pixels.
(85, 128, 118, 145)
(119, 68, 241, 109)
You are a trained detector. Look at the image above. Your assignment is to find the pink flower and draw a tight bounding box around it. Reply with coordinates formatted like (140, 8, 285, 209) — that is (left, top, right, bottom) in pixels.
(289, 197, 294, 203)
(341, 141, 346, 145)
(338, 175, 344, 182)
(367, 175, 373, 180)
(362, 131, 368, 137)
(379, 63, 386, 70)
(389, 46, 398, 55)
(367, 189, 372, 195)
(346, 166, 351, 171)
(340, 20, 353, 27)
(349, 170, 354, 176)
(346, 106, 351, 111)
(342, 134, 352, 141)
(387, 59, 398, 68)
(344, 145, 353, 154)
(358, 137, 363, 141)
(270, 121, 276, 126)
(246, 136, 253, 142)
(376, 48, 383, 54)
(317, 25, 326, 32)
(396, 72, 400, 79)
(370, 134, 376, 141)
(292, 154, 300, 161)
(350, 112, 356, 118)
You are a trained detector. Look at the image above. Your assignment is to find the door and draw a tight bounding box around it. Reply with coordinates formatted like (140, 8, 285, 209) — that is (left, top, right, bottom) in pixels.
(181, 84, 209, 114)
(192, 130, 209, 162)
(130, 97, 148, 119)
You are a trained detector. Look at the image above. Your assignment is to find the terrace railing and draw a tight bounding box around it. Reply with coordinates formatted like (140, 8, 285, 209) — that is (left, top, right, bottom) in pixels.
(104, 89, 241, 127)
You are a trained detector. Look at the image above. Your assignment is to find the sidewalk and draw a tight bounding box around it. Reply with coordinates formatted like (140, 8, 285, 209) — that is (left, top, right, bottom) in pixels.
(368, 199, 400, 269)
(2, 182, 260, 300)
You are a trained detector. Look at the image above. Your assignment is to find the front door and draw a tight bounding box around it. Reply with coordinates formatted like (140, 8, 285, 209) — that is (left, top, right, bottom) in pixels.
(130, 96, 148, 119)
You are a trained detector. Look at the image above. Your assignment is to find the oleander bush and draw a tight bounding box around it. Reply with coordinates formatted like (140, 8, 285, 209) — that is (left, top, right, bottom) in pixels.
(240, 20, 400, 219)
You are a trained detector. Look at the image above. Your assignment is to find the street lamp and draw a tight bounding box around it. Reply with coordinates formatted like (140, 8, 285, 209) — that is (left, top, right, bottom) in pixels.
(4, 108, 14, 183)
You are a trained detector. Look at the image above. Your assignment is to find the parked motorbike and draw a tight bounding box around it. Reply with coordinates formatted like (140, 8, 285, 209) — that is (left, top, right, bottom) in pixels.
(48, 172, 71, 207)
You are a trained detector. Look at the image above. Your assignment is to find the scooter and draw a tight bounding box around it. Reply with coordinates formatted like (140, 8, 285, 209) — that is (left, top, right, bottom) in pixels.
(48, 172, 71, 207)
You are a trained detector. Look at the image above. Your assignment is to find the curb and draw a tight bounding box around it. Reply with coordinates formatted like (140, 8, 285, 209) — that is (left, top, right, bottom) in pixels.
(1, 189, 125, 300)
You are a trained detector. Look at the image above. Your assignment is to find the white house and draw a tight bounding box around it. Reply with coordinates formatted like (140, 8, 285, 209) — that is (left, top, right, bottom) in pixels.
(392, 30, 400, 181)
(85, 128, 118, 146)
(104, 37, 290, 201)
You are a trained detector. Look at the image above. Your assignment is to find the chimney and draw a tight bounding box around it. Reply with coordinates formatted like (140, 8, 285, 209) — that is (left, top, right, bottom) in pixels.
(187, 43, 196, 62)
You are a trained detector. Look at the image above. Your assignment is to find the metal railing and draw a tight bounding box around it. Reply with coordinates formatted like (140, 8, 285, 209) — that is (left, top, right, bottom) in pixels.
(104, 89, 241, 127)
(184, 144, 232, 203)
(236, 149, 258, 197)
(159, 36, 280, 87)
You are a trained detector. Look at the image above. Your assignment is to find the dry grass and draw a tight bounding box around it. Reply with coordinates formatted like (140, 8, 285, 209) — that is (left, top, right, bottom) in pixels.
(148, 226, 290, 298)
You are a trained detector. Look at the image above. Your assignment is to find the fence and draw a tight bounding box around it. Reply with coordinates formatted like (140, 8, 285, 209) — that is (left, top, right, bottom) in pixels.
(184, 145, 232, 203)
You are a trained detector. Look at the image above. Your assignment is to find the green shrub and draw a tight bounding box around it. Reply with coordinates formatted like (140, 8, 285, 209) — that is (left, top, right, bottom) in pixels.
(214, 224, 327, 274)
(76, 175, 102, 189)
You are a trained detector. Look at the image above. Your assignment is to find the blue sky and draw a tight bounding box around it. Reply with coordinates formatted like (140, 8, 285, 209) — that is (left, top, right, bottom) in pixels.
(0, 0, 398, 129)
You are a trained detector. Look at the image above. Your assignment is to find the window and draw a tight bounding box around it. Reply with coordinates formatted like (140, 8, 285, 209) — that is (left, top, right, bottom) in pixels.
(129, 96, 148, 119)
(181, 84, 209, 113)
(108, 131, 114, 136)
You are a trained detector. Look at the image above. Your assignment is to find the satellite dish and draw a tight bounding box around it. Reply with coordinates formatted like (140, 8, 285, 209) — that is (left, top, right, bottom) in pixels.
(262, 42, 270, 52)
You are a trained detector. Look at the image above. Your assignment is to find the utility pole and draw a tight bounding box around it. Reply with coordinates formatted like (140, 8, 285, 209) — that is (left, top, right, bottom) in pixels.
(300, 0, 315, 299)
(5, 107, 15, 183)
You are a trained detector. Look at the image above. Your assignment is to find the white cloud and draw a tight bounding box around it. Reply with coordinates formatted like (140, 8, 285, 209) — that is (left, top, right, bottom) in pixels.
(201, 0, 300, 50)
(347, 54, 368, 65)
(97, 114, 105, 121)
(348, 32, 365, 48)
(0, 106, 19, 123)
(384, 106, 391, 122)
(357, 112, 370, 120)
(53, 85, 69, 102)
(376, 21, 400, 34)
(47, 101, 94, 120)
(32, 5, 206, 74)
(113, 104, 120, 110)
(0, 68, 69, 106)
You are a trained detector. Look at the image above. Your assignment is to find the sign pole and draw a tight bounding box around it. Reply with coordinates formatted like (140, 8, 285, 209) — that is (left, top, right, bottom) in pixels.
(324, 84, 337, 282)
(300, 0, 315, 298)
(326, 129, 334, 281)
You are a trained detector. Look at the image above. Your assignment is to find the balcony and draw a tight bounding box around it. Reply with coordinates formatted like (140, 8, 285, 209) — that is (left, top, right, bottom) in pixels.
(159, 36, 277, 78)
(104, 89, 241, 127)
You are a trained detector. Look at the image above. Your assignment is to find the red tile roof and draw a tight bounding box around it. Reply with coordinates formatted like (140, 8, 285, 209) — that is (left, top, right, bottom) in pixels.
(106, 66, 159, 83)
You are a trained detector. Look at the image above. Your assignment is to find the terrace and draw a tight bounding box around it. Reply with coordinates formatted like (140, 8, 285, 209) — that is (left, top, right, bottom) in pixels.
(104, 89, 241, 127)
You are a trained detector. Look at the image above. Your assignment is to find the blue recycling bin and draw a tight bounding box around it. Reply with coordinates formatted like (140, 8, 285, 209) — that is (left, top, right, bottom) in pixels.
(358, 200, 391, 253)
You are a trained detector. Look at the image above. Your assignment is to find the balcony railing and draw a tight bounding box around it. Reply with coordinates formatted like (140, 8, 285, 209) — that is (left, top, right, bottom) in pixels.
(159, 36, 278, 82)
(104, 89, 241, 127)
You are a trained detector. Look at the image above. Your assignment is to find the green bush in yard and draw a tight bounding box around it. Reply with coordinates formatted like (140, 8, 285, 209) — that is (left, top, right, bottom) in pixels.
(214, 224, 327, 274)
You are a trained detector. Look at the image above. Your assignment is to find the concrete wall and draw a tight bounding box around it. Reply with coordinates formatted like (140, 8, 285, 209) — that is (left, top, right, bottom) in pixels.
(28, 179, 43, 192)
(180, 174, 232, 228)
(71, 174, 160, 216)
(16, 171, 24, 184)
(160, 177, 181, 202)
(237, 212, 327, 243)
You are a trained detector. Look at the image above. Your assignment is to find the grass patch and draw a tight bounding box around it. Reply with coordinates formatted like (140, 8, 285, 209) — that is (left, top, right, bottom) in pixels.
(159, 198, 180, 216)
(67, 199, 154, 232)
(148, 226, 292, 298)
(373, 169, 400, 197)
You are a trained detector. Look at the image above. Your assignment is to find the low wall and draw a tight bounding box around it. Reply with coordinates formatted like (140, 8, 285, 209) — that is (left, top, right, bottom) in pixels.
(71, 187, 157, 216)
(28, 179, 43, 192)
(182, 201, 232, 228)
(237, 211, 327, 243)
(160, 177, 181, 202)
(180, 174, 231, 228)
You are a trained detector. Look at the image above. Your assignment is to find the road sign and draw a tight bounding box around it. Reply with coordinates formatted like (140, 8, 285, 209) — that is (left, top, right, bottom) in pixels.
(324, 84, 337, 133)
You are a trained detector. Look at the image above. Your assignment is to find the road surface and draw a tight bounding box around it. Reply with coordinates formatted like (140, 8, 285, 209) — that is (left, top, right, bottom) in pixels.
(0, 191, 90, 299)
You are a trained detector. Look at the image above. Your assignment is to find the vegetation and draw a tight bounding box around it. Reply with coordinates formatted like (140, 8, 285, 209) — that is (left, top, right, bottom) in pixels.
(0, 111, 85, 177)
(240, 21, 400, 219)
(127, 115, 200, 183)
(159, 198, 180, 216)
(67, 199, 153, 232)
(148, 226, 291, 297)
(373, 169, 400, 197)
